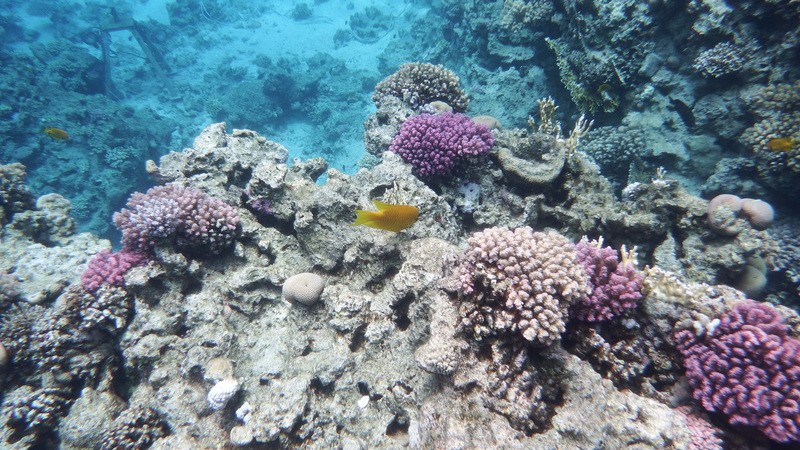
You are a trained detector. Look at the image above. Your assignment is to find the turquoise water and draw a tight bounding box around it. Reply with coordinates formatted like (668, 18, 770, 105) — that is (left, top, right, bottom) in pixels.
(1, 0, 798, 239)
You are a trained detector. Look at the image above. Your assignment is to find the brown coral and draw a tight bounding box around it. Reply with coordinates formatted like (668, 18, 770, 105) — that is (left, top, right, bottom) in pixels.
(373, 62, 469, 112)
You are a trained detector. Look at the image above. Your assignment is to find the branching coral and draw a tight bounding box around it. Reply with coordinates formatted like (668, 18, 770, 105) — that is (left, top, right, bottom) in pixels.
(389, 112, 494, 178)
(675, 301, 800, 443)
(457, 226, 590, 346)
(571, 237, 643, 322)
(113, 184, 240, 256)
(692, 42, 747, 78)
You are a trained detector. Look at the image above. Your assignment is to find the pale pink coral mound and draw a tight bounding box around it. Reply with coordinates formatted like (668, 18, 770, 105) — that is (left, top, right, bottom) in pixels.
(457, 226, 590, 346)
(740, 198, 774, 229)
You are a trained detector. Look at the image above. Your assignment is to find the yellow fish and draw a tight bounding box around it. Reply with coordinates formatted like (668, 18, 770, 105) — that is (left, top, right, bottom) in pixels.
(43, 127, 69, 140)
(766, 137, 795, 152)
(352, 200, 419, 232)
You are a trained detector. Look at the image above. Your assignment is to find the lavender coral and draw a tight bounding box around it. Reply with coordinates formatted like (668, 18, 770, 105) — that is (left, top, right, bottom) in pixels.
(570, 237, 643, 322)
(457, 226, 590, 346)
(389, 112, 494, 178)
(675, 301, 800, 443)
(113, 184, 240, 255)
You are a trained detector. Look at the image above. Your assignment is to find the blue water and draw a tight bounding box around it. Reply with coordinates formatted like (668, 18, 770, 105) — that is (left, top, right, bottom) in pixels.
(1, 0, 798, 241)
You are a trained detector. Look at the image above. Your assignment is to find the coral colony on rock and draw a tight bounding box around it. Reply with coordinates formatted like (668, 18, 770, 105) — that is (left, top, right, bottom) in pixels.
(1, 0, 800, 449)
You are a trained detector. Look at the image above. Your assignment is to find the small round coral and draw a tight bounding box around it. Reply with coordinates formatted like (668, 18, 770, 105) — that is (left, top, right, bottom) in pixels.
(457, 226, 590, 346)
(282, 272, 326, 306)
(389, 112, 494, 178)
(207, 379, 239, 411)
(740, 198, 774, 229)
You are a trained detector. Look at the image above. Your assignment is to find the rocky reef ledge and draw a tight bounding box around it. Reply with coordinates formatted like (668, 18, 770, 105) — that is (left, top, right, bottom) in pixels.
(0, 123, 795, 449)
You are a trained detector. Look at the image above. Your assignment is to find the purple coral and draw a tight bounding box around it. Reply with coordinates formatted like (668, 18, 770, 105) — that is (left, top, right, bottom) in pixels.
(571, 237, 643, 322)
(81, 249, 147, 293)
(675, 301, 800, 443)
(113, 184, 240, 255)
(389, 112, 493, 178)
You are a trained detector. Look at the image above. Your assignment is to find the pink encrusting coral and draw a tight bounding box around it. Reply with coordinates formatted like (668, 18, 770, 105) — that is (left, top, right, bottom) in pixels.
(81, 249, 147, 293)
(389, 112, 494, 178)
(570, 237, 643, 322)
(113, 184, 240, 255)
(675, 301, 800, 443)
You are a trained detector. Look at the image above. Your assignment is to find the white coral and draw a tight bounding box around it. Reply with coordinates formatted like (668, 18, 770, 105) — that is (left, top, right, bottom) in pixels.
(207, 379, 239, 410)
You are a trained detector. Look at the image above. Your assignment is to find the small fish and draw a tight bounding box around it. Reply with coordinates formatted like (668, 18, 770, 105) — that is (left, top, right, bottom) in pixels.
(352, 200, 419, 232)
(43, 127, 69, 140)
(597, 83, 619, 111)
(766, 137, 795, 152)
(668, 97, 696, 128)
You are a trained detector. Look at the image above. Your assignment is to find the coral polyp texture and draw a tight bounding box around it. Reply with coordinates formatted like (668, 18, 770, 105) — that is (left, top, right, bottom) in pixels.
(389, 112, 494, 178)
(372, 62, 469, 112)
(81, 249, 147, 293)
(457, 226, 590, 346)
(113, 184, 240, 255)
(692, 42, 747, 78)
(570, 237, 643, 322)
(675, 301, 800, 443)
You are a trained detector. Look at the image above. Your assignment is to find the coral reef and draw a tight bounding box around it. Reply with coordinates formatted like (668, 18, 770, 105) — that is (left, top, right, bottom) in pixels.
(2, 116, 798, 448)
(1, 1, 800, 443)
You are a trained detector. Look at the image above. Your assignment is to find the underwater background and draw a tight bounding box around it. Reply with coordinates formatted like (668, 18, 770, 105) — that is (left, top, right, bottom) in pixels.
(1, 0, 800, 449)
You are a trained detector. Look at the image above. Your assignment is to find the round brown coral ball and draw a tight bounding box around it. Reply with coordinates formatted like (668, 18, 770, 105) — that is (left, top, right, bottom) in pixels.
(740, 198, 774, 230)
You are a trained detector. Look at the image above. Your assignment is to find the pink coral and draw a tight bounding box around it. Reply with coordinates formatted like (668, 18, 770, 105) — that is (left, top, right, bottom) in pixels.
(457, 226, 590, 346)
(81, 249, 147, 293)
(570, 237, 643, 322)
(675, 301, 800, 443)
(113, 184, 240, 255)
(674, 406, 723, 450)
(389, 112, 493, 178)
